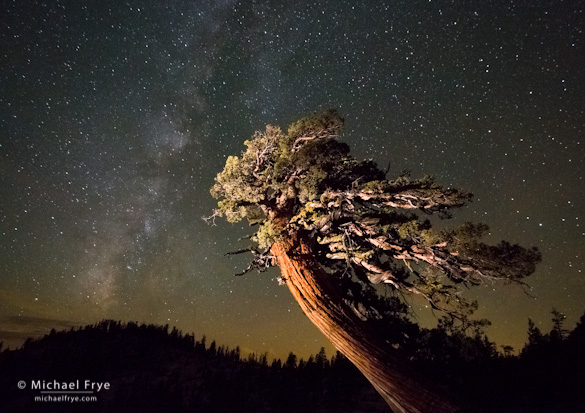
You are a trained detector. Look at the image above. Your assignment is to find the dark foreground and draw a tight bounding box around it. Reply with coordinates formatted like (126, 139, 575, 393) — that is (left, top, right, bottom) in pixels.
(1, 316, 584, 412)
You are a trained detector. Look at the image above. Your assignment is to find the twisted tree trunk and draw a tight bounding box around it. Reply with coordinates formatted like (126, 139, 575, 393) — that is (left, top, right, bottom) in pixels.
(271, 233, 464, 413)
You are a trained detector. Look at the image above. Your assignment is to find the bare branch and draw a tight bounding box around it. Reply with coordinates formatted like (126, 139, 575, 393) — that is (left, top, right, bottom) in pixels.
(231, 249, 276, 276)
(202, 209, 221, 226)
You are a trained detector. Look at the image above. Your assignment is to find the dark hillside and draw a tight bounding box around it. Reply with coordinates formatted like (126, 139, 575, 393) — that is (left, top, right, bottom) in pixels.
(1, 313, 584, 412)
(0, 320, 386, 412)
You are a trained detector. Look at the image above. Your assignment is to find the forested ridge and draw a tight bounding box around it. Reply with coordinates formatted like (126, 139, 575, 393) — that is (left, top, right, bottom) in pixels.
(1, 311, 584, 412)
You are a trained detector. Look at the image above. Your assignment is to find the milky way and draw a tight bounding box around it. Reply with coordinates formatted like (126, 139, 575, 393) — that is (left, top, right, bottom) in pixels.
(1, 0, 583, 358)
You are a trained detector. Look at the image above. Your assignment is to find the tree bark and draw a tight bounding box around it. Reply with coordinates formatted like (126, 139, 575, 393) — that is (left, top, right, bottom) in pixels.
(271, 233, 464, 413)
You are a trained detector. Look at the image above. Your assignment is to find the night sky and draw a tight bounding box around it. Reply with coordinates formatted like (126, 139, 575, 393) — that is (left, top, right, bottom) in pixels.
(1, 0, 583, 359)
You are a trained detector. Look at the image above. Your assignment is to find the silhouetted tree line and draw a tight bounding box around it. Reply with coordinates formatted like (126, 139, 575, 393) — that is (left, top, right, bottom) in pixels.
(513, 309, 585, 412)
(1, 311, 584, 412)
(0, 319, 386, 412)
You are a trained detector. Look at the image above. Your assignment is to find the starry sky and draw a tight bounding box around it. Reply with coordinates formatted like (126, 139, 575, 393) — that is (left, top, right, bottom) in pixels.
(1, 0, 583, 359)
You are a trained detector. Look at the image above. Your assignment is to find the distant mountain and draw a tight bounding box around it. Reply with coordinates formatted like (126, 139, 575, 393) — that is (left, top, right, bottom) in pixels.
(0, 320, 387, 412)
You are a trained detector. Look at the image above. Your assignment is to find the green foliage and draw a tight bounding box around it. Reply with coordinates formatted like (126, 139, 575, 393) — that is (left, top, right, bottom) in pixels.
(397, 221, 421, 240)
(298, 165, 327, 203)
(396, 220, 440, 245)
(252, 221, 282, 250)
(214, 199, 240, 222)
(420, 229, 441, 246)
(440, 222, 490, 253)
(362, 180, 388, 193)
(241, 205, 266, 225)
(211, 110, 348, 245)
(286, 109, 344, 142)
(291, 204, 331, 231)
(209, 109, 540, 325)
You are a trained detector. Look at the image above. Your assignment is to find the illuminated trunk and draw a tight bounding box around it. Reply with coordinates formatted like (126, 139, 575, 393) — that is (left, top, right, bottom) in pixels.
(271, 234, 463, 413)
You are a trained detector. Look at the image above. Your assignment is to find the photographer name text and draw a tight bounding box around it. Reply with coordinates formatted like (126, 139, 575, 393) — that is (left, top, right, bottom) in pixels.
(30, 380, 110, 392)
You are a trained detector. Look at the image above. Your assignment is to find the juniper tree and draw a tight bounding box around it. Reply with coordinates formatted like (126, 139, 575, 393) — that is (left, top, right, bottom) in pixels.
(207, 110, 541, 412)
